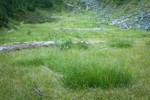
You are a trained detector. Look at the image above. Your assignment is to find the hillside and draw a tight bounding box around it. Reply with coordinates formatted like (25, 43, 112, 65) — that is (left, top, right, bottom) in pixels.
(0, 0, 150, 30)
(70, 0, 150, 30)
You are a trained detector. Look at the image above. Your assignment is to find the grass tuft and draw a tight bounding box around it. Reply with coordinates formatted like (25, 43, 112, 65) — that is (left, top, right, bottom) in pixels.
(63, 66, 132, 89)
(76, 41, 89, 49)
(59, 39, 73, 50)
(109, 39, 133, 48)
(48, 33, 57, 40)
(13, 56, 45, 66)
(146, 40, 150, 47)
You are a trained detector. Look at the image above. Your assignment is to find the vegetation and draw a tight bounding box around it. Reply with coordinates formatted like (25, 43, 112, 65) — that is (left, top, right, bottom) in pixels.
(0, 0, 63, 27)
(59, 39, 73, 50)
(0, 0, 149, 27)
(0, 12, 150, 99)
(59, 40, 89, 50)
(76, 41, 89, 49)
(109, 39, 133, 48)
(63, 65, 132, 89)
(0, 0, 150, 99)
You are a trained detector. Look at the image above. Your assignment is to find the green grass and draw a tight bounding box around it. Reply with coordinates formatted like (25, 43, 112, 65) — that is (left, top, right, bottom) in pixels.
(0, 7, 150, 99)
(146, 40, 150, 47)
(63, 65, 132, 89)
(0, 45, 150, 99)
(59, 39, 89, 50)
(59, 39, 73, 50)
(108, 39, 133, 48)
(75, 41, 89, 49)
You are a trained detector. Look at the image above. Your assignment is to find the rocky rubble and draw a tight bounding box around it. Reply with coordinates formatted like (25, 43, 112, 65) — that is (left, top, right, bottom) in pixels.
(77, 0, 150, 31)
(109, 11, 150, 30)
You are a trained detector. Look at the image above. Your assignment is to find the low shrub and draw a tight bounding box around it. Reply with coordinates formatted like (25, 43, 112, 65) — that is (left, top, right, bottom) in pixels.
(63, 66, 132, 89)
(59, 40, 90, 50)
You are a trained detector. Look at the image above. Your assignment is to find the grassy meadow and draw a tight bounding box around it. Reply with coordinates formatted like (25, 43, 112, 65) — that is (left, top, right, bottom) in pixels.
(0, 10, 150, 99)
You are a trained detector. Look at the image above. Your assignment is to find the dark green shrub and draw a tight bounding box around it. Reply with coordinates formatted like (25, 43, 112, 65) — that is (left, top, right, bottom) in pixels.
(0, 0, 63, 27)
(0, 1, 9, 27)
(0, 11, 8, 27)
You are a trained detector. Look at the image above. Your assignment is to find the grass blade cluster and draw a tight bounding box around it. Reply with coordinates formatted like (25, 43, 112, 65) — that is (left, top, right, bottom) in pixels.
(109, 39, 133, 48)
(63, 65, 132, 89)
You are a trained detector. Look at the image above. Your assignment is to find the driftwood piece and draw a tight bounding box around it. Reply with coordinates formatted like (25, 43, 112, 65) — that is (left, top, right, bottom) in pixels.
(0, 41, 57, 51)
(52, 28, 106, 31)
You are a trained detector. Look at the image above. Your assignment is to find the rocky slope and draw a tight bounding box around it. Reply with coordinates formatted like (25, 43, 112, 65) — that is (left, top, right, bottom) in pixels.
(109, 9, 150, 30)
(75, 0, 150, 30)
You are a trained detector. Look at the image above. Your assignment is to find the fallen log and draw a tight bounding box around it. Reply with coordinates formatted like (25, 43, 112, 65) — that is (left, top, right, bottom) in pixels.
(0, 41, 57, 51)
(0, 40, 104, 51)
(52, 28, 106, 31)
